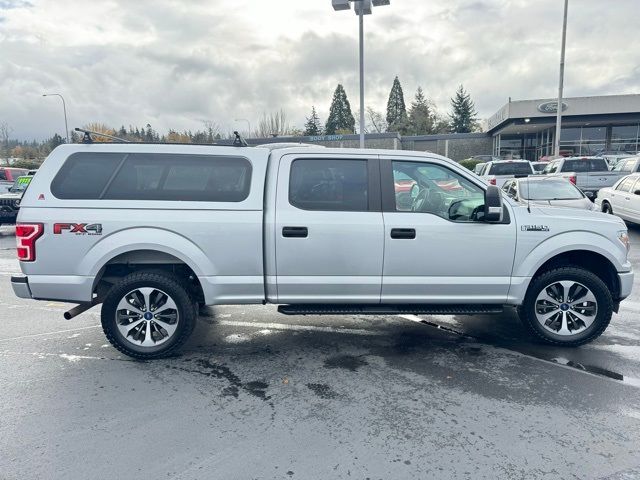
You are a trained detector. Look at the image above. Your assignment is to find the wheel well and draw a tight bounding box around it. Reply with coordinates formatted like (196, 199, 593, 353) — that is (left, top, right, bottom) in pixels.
(533, 250, 619, 299)
(93, 250, 205, 303)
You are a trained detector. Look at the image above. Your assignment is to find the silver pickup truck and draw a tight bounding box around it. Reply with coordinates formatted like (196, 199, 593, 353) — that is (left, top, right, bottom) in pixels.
(543, 156, 625, 198)
(11, 143, 633, 358)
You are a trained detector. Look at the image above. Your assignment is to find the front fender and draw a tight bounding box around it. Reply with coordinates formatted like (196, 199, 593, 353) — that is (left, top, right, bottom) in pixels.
(78, 227, 214, 277)
(513, 230, 627, 278)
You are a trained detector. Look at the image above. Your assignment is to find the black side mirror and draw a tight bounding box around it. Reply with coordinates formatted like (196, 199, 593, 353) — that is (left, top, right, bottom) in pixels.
(634, 190, 640, 196)
(484, 185, 504, 222)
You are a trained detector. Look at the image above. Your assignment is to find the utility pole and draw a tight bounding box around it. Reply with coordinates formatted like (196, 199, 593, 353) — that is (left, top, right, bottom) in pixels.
(554, 0, 569, 157)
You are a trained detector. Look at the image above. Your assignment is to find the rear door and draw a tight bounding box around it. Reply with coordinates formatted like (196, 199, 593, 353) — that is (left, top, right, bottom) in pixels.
(380, 155, 517, 303)
(274, 154, 384, 303)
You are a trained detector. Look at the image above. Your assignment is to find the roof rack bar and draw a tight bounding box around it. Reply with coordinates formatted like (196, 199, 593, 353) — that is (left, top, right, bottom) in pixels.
(74, 127, 130, 144)
(233, 131, 249, 147)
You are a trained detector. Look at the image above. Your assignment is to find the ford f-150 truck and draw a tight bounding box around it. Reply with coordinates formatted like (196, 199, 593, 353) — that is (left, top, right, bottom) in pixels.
(543, 156, 625, 198)
(11, 144, 633, 358)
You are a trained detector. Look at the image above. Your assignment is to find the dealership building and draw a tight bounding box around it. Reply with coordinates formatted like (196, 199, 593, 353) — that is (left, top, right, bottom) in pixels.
(235, 93, 640, 162)
(487, 94, 640, 161)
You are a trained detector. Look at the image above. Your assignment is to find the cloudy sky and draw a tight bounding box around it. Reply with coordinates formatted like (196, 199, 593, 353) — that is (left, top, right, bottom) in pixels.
(1, 0, 639, 140)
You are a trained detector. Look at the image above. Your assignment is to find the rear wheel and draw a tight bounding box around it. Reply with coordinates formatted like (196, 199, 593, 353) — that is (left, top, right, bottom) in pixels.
(602, 201, 613, 214)
(518, 267, 612, 346)
(101, 271, 197, 359)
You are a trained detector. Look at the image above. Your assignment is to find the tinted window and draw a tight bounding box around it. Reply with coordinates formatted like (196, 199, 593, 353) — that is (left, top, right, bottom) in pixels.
(104, 154, 251, 202)
(519, 180, 583, 200)
(563, 159, 608, 172)
(51, 153, 124, 199)
(52, 152, 252, 202)
(0, 169, 6, 181)
(289, 159, 368, 211)
(488, 162, 532, 175)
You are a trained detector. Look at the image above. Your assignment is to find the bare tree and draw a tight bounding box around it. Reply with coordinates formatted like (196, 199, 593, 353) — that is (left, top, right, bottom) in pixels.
(203, 120, 221, 141)
(366, 107, 388, 134)
(0, 121, 13, 166)
(256, 110, 290, 138)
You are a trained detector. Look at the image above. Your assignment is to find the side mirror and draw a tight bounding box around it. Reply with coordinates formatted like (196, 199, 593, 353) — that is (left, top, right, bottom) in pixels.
(635, 190, 640, 196)
(484, 185, 504, 222)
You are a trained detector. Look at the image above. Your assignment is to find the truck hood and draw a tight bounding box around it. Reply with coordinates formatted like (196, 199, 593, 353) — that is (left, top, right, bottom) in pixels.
(528, 204, 626, 227)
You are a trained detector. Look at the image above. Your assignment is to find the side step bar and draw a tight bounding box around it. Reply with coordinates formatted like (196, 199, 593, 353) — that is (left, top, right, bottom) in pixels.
(277, 304, 503, 316)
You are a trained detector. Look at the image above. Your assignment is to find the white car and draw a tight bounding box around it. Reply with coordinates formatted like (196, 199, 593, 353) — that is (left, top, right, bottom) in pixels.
(596, 173, 640, 223)
(502, 177, 597, 211)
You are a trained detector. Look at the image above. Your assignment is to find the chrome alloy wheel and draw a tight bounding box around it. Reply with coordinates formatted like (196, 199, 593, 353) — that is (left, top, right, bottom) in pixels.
(116, 287, 179, 347)
(534, 281, 598, 336)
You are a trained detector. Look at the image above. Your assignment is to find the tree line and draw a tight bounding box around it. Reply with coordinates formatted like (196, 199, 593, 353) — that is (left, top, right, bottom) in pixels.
(305, 78, 479, 136)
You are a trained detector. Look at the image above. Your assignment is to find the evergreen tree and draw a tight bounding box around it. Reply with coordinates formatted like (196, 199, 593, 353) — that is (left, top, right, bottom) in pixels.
(449, 85, 478, 133)
(408, 87, 435, 135)
(386, 76, 408, 133)
(303, 106, 323, 136)
(325, 84, 355, 135)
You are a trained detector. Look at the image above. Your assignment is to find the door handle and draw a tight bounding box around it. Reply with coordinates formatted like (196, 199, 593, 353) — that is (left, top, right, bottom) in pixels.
(390, 228, 416, 239)
(282, 226, 308, 238)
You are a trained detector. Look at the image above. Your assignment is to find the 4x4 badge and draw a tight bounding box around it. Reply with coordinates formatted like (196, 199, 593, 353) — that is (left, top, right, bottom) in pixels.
(521, 225, 550, 232)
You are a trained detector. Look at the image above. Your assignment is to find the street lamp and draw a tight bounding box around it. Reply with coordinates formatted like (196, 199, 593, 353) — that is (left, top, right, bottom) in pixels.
(42, 93, 69, 143)
(554, 0, 569, 157)
(332, 0, 390, 149)
(234, 118, 251, 137)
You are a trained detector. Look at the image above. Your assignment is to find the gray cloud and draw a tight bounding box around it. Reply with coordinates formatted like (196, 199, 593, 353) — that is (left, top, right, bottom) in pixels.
(1, 0, 639, 140)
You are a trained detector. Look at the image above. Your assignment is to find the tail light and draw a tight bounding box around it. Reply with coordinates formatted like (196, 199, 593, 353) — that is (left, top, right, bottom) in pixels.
(568, 175, 577, 185)
(16, 223, 44, 262)
(489, 178, 497, 186)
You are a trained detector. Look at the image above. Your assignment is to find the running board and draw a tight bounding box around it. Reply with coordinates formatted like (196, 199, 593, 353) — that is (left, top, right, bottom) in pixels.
(277, 304, 503, 316)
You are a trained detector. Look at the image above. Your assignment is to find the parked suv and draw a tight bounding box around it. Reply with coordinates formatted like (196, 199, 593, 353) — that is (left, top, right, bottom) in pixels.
(0, 174, 33, 226)
(12, 144, 633, 358)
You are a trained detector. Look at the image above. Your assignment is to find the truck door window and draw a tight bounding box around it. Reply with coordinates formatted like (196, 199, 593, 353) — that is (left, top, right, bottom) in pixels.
(289, 159, 368, 211)
(391, 161, 485, 222)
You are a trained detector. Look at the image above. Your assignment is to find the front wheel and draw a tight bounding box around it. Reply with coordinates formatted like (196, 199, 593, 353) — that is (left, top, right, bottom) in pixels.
(602, 201, 613, 214)
(101, 271, 197, 359)
(518, 267, 613, 346)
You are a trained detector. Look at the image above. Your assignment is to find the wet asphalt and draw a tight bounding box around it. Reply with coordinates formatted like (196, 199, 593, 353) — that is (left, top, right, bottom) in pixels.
(0, 225, 639, 479)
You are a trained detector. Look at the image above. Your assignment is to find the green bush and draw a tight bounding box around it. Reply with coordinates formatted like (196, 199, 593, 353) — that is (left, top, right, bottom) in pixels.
(11, 159, 43, 170)
(459, 158, 483, 171)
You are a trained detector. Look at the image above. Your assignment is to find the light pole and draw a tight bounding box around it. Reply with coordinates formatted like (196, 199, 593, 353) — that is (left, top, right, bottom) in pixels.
(42, 93, 69, 143)
(332, 0, 390, 149)
(554, 0, 569, 157)
(234, 118, 251, 137)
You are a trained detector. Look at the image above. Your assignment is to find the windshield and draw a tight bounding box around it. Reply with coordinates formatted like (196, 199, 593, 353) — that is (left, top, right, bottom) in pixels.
(519, 180, 583, 200)
(489, 162, 532, 176)
(9, 176, 32, 193)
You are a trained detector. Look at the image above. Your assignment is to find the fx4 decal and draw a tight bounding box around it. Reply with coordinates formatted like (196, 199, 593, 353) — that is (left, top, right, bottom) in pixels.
(53, 223, 103, 235)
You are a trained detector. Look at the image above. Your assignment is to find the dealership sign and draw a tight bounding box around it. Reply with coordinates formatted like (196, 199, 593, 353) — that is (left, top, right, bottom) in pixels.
(537, 101, 568, 113)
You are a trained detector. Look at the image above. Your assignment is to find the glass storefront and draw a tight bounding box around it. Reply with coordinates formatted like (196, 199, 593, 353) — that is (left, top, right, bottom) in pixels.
(494, 123, 640, 160)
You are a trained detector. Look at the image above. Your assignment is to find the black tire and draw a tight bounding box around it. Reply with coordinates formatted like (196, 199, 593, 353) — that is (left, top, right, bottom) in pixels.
(602, 201, 613, 214)
(518, 266, 613, 346)
(101, 271, 197, 359)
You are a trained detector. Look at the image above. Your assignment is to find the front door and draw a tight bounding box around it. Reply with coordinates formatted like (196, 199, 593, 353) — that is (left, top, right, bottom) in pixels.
(380, 156, 517, 303)
(275, 155, 384, 303)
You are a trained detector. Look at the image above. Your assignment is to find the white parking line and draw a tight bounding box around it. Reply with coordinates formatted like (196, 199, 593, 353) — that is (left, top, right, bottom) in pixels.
(0, 325, 101, 343)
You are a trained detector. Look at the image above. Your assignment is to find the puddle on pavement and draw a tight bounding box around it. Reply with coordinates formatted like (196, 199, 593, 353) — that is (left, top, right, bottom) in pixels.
(413, 318, 640, 389)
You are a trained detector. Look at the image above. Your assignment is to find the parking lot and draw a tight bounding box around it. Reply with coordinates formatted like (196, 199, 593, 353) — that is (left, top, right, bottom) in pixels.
(0, 224, 639, 480)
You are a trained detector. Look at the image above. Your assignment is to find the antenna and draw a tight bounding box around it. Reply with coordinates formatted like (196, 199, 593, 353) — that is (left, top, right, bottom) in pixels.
(233, 131, 248, 147)
(74, 127, 130, 143)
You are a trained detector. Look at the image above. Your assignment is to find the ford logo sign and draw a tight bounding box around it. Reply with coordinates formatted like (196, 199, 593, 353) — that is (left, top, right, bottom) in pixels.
(537, 101, 568, 113)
